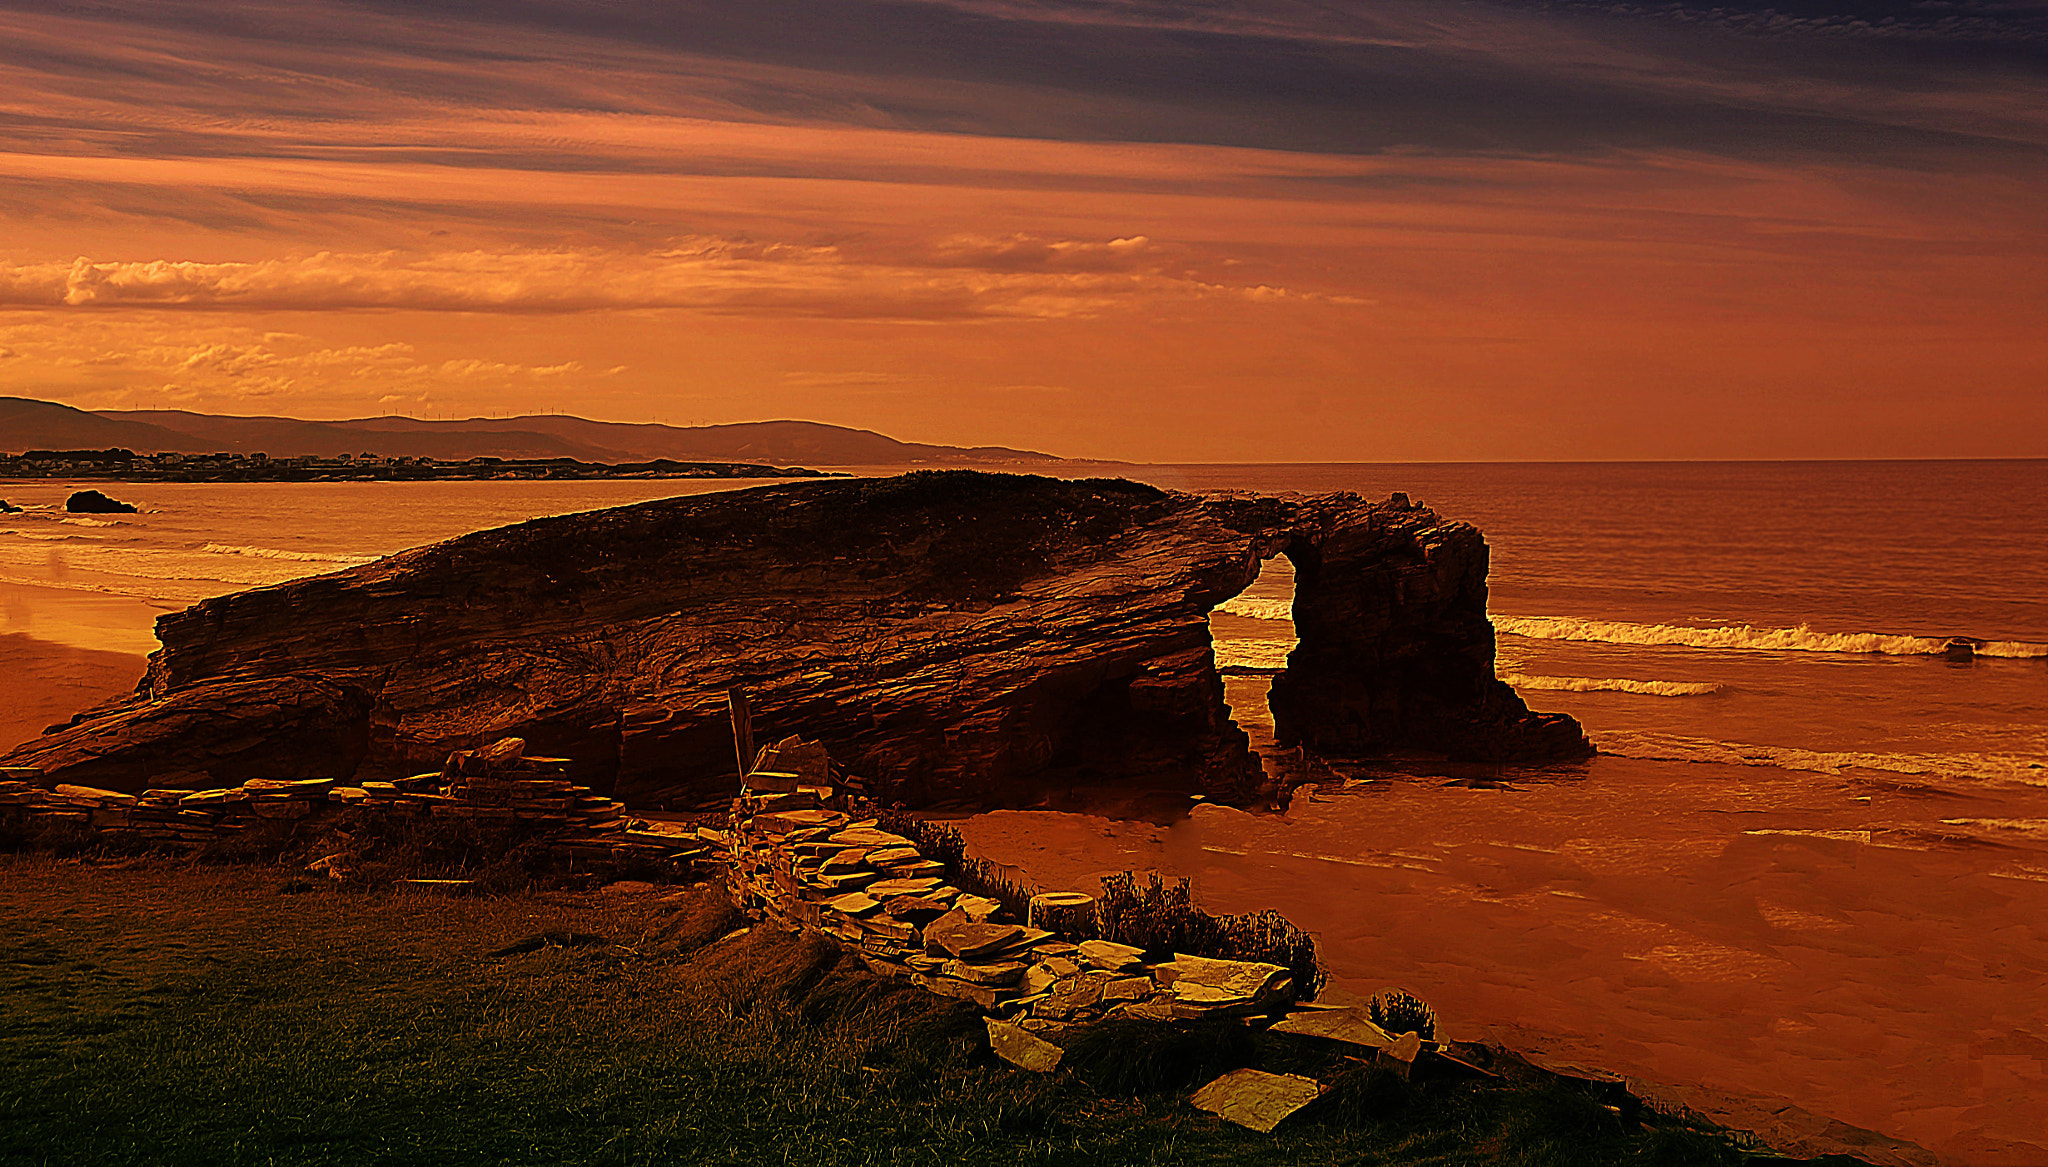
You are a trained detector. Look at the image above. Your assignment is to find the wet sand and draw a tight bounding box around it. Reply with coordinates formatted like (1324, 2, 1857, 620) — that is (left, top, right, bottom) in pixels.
(958, 761, 2048, 1167)
(0, 633, 148, 753)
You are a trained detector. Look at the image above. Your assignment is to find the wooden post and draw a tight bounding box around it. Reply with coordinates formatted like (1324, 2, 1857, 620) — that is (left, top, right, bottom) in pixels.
(727, 687, 754, 782)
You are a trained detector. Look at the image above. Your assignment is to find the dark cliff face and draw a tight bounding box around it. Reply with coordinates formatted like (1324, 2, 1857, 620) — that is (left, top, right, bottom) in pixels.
(3, 472, 1590, 802)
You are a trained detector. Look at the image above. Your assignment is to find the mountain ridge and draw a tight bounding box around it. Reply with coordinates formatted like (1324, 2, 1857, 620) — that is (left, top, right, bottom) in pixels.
(0, 397, 1062, 466)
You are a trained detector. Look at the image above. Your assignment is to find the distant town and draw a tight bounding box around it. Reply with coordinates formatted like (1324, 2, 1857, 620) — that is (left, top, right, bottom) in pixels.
(0, 448, 839, 483)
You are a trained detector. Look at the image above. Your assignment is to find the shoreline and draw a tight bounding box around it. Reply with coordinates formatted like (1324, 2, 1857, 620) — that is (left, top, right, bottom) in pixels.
(0, 633, 147, 753)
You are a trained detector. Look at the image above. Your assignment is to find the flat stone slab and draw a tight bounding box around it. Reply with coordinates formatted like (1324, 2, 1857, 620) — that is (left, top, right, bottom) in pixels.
(945, 959, 1026, 986)
(53, 785, 138, 806)
(1269, 1007, 1397, 1050)
(1158, 953, 1286, 994)
(880, 895, 952, 923)
(986, 1019, 1064, 1073)
(925, 911, 1025, 960)
(866, 877, 944, 898)
(828, 828, 916, 849)
(1077, 939, 1146, 969)
(399, 878, 477, 894)
(1190, 1069, 1323, 1133)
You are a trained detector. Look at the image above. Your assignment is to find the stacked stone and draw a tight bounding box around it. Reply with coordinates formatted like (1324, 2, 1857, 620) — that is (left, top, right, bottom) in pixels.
(0, 772, 43, 808)
(729, 785, 984, 975)
(724, 781, 1301, 1023)
(1019, 947, 1296, 1030)
(436, 738, 576, 823)
(124, 788, 242, 846)
(0, 745, 709, 868)
(8, 782, 119, 830)
(0, 778, 332, 847)
(722, 783, 1066, 1006)
(242, 778, 338, 820)
(353, 773, 444, 814)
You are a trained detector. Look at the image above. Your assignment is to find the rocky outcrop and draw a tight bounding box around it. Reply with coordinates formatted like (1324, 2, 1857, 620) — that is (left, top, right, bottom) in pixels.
(2, 472, 1589, 804)
(65, 489, 137, 514)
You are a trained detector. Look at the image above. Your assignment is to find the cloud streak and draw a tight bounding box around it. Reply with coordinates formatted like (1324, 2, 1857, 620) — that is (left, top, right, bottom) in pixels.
(0, 0, 2041, 458)
(0, 240, 1346, 319)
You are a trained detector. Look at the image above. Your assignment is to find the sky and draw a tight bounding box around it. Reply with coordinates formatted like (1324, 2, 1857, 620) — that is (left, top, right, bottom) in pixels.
(0, 0, 2044, 461)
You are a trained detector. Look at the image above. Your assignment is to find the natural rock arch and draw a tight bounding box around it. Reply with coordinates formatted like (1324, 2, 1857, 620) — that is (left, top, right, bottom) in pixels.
(4, 472, 1589, 804)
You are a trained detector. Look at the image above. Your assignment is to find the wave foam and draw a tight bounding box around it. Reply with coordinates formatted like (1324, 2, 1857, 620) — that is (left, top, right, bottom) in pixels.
(1214, 638, 1295, 670)
(59, 516, 122, 528)
(1494, 615, 2048, 659)
(199, 543, 379, 565)
(1502, 672, 1723, 697)
(1596, 730, 2048, 787)
(1217, 596, 1293, 622)
(1, 530, 101, 542)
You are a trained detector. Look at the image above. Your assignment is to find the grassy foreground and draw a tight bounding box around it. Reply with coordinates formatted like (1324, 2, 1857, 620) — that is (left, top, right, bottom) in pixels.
(0, 855, 1765, 1167)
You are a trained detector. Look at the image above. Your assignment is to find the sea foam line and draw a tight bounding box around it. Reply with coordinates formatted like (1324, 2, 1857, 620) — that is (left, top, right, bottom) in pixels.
(1595, 730, 2048, 787)
(1217, 596, 1293, 622)
(199, 543, 380, 565)
(1, 530, 101, 542)
(1502, 672, 1722, 697)
(1493, 615, 2048, 659)
(1214, 638, 1295, 670)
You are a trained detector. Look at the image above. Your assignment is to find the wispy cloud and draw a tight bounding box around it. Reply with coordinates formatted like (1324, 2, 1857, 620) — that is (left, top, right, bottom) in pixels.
(0, 241, 1349, 319)
(0, 0, 2041, 458)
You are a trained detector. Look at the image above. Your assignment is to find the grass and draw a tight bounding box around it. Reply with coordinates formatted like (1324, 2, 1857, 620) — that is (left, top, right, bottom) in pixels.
(0, 854, 1772, 1166)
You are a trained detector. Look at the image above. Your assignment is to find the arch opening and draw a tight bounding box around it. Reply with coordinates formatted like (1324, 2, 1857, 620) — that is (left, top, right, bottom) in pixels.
(1208, 549, 1299, 786)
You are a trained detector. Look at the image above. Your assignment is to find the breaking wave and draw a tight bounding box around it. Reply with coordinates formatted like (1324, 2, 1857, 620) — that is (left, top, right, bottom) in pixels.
(1502, 672, 1723, 697)
(1214, 637, 1294, 670)
(199, 543, 379, 565)
(1596, 730, 2048, 787)
(1217, 596, 1293, 622)
(1493, 615, 2048, 659)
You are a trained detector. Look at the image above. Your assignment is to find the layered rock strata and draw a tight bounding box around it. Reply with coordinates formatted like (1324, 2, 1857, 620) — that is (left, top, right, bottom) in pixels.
(3, 471, 1589, 803)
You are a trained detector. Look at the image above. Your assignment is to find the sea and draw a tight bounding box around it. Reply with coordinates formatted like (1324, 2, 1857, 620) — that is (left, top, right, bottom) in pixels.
(2, 461, 2044, 1164)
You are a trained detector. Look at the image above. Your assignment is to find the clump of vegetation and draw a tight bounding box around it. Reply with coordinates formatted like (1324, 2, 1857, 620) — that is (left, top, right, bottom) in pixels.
(1369, 988, 1438, 1041)
(1095, 871, 1326, 1000)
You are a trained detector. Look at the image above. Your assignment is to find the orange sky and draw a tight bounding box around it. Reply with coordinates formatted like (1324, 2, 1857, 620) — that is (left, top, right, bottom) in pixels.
(1, 0, 2044, 460)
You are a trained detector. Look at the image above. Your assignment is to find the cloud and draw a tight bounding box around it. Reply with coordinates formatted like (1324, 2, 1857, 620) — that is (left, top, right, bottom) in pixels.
(1, 0, 2041, 190)
(929, 234, 1159, 272)
(781, 370, 913, 386)
(0, 242, 1343, 320)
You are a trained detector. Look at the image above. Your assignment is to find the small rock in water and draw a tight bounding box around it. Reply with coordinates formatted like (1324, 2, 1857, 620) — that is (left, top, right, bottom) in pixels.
(64, 489, 137, 514)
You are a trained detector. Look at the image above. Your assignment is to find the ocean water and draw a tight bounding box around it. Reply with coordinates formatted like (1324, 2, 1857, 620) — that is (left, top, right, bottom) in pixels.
(1143, 461, 2048, 793)
(2, 463, 2045, 1163)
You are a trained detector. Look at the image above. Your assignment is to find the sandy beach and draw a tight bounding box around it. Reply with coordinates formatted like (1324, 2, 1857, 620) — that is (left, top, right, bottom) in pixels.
(0, 633, 147, 753)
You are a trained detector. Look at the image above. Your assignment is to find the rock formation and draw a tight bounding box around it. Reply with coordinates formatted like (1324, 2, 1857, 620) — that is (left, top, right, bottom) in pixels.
(4, 472, 1589, 805)
(64, 489, 137, 514)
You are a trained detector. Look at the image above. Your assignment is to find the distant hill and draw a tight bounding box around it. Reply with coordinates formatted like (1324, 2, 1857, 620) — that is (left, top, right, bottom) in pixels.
(0, 398, 218, 455)
(0, 397, 1062, 465)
